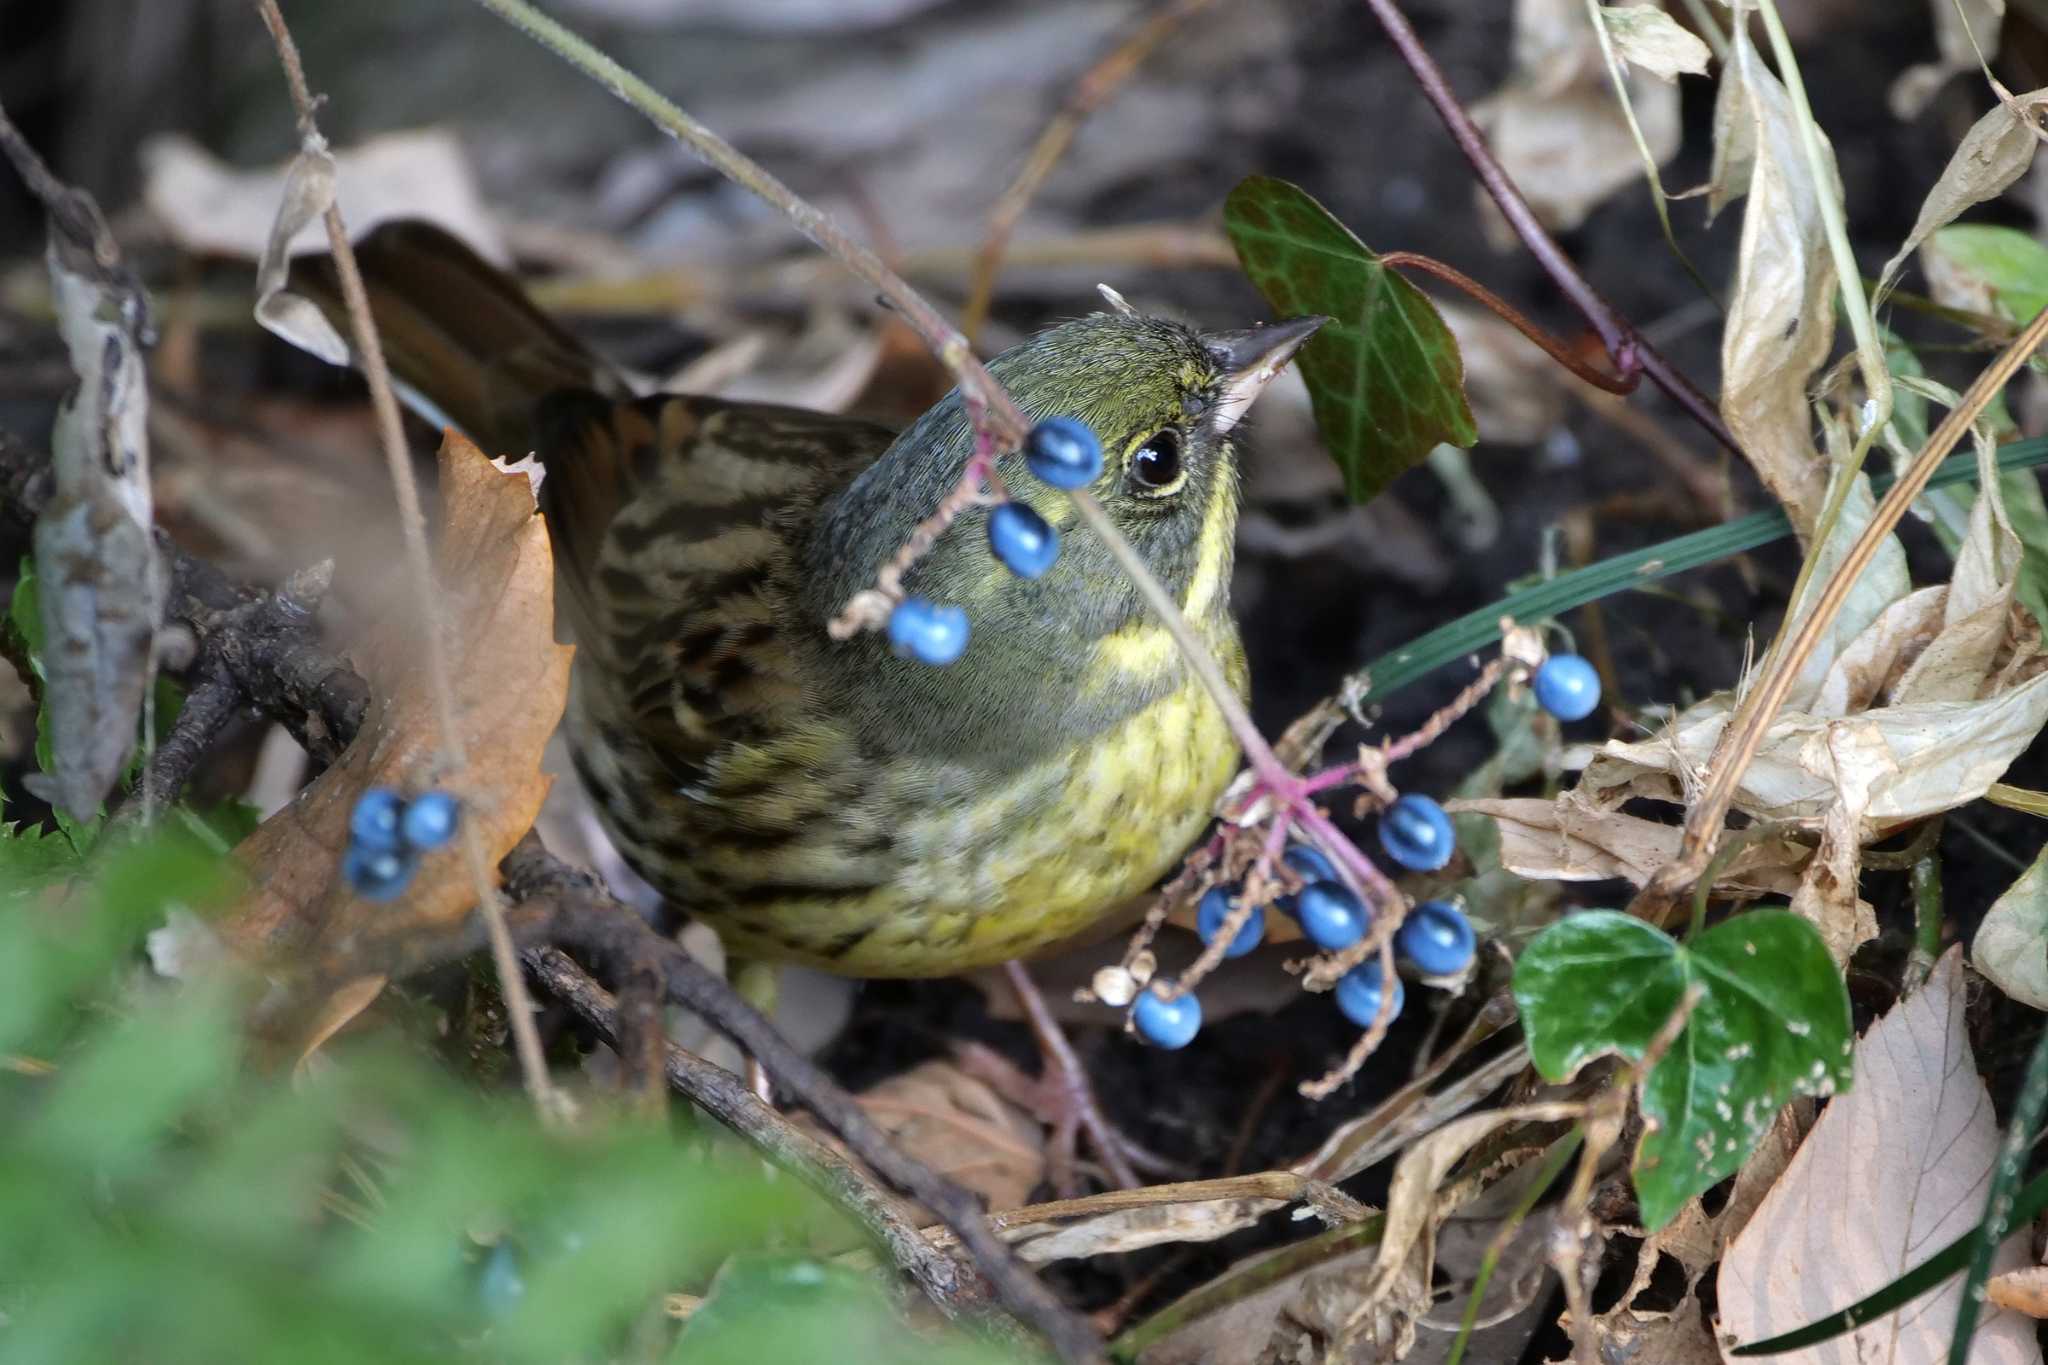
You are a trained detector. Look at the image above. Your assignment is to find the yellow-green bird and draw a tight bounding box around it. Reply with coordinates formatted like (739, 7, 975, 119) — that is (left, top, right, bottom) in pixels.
(307, 222, 1319, 980)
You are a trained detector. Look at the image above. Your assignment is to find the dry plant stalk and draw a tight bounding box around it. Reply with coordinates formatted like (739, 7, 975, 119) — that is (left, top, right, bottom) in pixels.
(250, 0, 564, 1124)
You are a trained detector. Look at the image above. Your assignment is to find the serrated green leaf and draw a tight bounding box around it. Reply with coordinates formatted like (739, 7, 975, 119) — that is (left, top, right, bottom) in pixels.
(0, 820, 81, 907)
(1926, 224, 2048, 323)
(1514, 909, 1852, 1229)
(11, 559, 100, 853)
(1224, 175, 1476, 504)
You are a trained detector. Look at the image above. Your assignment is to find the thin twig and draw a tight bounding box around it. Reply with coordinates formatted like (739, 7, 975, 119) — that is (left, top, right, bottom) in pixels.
(521, 945, 974, 1309)
(1360, 0, 1741, 459)
(499, 843, 1109, 1364)
(252, 0, 563, 1123)
(961, 0, 1223, 342)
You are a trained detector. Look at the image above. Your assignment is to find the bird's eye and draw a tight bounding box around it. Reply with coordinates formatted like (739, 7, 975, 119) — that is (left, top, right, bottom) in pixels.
(1129, 429, 1185, 494)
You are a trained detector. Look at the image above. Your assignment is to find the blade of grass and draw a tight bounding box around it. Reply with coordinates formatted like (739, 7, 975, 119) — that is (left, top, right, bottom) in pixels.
(1358, 438, 2048, 704)
(1949, 1012, 2048, 1363)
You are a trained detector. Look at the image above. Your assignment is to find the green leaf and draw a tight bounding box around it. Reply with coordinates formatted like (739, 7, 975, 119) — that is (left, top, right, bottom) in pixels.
(1223, 175, 1476, 503)
(0, 818, 82, 893)
(1514, 909, 1852, 1230)
(2000, 467, 2048, 634)
(1926, 224, 2048, 323)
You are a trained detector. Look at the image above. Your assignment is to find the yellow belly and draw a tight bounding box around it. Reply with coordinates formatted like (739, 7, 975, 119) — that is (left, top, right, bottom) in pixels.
(709, 672, 1242, 976)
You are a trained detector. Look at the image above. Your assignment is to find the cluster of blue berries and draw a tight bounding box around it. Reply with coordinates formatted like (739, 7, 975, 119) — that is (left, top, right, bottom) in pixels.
(343, 786, 461, 901)
(888, 417, 1102, 667)
(1130, 653, 1605, 1049)
(1134, 799, 1479, 1049)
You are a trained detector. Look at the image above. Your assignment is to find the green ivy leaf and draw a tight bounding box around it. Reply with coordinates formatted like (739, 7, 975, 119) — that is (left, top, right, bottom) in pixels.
(1223, 175, 1477, 504)
(1514, 909, 1852, 1230)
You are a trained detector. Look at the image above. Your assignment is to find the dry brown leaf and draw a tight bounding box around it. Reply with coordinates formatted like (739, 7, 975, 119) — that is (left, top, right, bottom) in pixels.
(224, 431, 573, 957)
(143, 129, 506, 266)
(1714, 22, 1841, 536)
(797, 1059, 1046, 1216)
(1989, 1266, 2048, 1317)
(1472, 0, 1683, 238)
(1450, 795, 1805, 896)
(1717, 951, 2041, 1364)
(292, 974, 389, 1075)
(1599, 4, 1711, 82)
(1347, 1102, 1584, 1354)
(1879, 87, 2048, 301)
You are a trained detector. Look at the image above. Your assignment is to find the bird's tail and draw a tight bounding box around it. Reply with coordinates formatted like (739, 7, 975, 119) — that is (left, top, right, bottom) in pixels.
(292, 219, 624, 459)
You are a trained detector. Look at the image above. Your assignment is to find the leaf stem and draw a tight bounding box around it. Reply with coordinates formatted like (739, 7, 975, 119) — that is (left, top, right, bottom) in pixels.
(1378, 251, 1634, 394)
(1359, 0, 1741, 459)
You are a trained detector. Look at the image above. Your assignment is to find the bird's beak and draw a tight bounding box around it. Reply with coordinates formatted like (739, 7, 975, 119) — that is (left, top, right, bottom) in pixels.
(1202, 314, 1329, 433)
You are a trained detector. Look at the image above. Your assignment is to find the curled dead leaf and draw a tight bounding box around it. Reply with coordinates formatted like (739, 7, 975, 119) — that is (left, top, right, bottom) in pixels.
(1879, 87, 2048, 302)
(224, 431, 573, 963)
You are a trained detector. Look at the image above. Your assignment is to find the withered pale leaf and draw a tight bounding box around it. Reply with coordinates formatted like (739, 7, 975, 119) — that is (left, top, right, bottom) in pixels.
(1585, 674, 2048, 826)
(1472, 0, 1680, 236)
(1973, 845, 2048, 1010)
(1879, 87, 2048, 301)
(797, 1059, 1045, 1217)
(143, 129, 506, 266)
(1717, 951, 2040, 1364)
(224, 432, 572, 956)
(1359, 1102, 1583, 1336)
(1450, 795, 1805, 895)
(1715, 23, 1842, 536)
(1599, 5, 1711, 81)
(29, 182, 164, 820)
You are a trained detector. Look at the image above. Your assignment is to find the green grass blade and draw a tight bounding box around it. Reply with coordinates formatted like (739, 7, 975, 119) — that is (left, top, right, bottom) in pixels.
(1949, 1018, 2048, 1363)
(1360, 438, 2048, 703)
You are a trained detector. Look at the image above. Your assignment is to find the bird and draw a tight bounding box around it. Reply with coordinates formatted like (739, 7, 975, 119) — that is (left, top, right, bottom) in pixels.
(298, 220, 1321, 1178)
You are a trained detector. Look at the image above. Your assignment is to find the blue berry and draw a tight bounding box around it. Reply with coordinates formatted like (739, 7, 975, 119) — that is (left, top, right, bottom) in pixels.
(349, 786, 405, 853)
(1396, 900, 1477, 976)
(1283, 843, 1339, 884)
(1335, 958, 1405, 1030)
(987, 501, 1060, 578)
(1024, 417, 1104, 490)
(401, 790, 461, 851)
(1533, 654, 1602, 721)
(1379, 794, 1456, 872)
(344, 843, 418, 901)
(887, 597, 970, 665)
(1295, 880, 1369, 951)
(1132, 986, 1202, 1049)
(1196, 883, 1264, 958)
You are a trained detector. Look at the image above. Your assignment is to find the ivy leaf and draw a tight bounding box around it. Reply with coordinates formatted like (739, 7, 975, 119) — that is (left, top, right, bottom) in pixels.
(1514, 908, 1852, 1230)
(1223, 175, 1477, 504)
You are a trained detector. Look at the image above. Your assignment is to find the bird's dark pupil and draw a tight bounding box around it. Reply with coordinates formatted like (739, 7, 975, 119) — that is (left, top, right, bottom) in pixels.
(1133, 430, 1182, 488)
